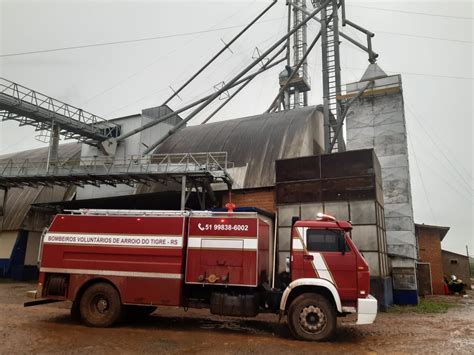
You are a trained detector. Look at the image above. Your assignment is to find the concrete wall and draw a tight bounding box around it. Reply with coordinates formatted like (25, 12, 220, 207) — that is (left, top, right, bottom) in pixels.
(345, 75, 417, 270)
(24, 231, 42, 266)
(0, 231, 17, 259)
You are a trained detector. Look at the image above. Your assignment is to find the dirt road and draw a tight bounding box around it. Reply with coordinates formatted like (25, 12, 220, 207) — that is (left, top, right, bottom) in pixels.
(1, 282, 473, 354)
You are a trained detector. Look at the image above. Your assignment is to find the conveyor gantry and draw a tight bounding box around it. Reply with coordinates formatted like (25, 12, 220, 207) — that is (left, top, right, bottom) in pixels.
(0, 77, 120, 145)
(0, 152, 232, 189)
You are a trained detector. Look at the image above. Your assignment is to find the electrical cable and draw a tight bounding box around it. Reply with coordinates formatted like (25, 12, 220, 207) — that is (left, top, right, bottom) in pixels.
(405, 104, 473, 193)
(83, 7, 285, 108)
(405, 104, 472, 180)
(0, 17, 285, 59)
(347, 4, 474, 21)
(375, 31, 472, 45)
(407, 131, 437, 223)
(407, 133, 472, 204)
(107, 19, 288, 117)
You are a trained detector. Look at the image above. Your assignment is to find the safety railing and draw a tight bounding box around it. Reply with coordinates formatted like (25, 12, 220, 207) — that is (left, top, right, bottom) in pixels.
(0, 152, 232, 179)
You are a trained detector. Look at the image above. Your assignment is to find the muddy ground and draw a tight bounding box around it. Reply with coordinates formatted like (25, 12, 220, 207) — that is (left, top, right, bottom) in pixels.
(0, 282, 473, 354)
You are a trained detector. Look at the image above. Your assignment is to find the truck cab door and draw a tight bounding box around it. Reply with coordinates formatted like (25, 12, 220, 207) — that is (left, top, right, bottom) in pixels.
(303, 229, 358, 301)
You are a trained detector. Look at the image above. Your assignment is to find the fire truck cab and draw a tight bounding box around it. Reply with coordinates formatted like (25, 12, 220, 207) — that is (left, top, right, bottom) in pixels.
(26, 209, 377, 341)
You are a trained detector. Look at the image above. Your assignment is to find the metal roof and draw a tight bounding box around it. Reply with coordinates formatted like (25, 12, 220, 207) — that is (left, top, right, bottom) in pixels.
(415, 223, 450, 241)
(0, 143, 81, 230)
(155, 105, 325, 189)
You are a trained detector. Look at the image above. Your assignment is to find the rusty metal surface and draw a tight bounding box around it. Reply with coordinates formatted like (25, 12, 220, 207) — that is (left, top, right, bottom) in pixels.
(0, 143, 80, 230)
(155, 106, 325, 188)
(275, 149, 383, 204)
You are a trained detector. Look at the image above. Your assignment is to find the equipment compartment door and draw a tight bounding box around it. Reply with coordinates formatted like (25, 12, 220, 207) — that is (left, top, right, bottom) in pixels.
(200, 239, 244, 266)
(185, 215, 258, 287)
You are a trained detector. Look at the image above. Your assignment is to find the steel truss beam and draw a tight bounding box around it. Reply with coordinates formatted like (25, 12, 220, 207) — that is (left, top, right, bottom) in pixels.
(0, 77, 120, 145)
(0, 152, 232, 190)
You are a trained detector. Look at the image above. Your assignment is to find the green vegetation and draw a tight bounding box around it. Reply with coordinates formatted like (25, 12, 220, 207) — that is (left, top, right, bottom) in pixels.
(388, 299, 456, 314)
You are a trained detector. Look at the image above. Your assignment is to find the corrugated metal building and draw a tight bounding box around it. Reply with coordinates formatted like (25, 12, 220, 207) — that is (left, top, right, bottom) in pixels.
(154, 105, 325, 190)
(0, 143, 81, 279)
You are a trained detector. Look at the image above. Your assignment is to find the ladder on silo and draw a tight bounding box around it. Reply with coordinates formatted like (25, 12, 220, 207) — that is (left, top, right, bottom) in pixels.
(319, 0, 344, 152)
(291, 0, 307, 109)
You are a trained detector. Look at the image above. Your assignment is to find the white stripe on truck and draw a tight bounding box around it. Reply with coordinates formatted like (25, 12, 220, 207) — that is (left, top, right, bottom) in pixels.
(187, 237, 257, 250)
(310, 252, 335, 284)
(43, 233, 183, 248)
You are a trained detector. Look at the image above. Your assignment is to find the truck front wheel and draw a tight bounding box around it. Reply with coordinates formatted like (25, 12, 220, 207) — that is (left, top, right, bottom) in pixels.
(288, 293, 336, 341)
(79, 283, 122, 327)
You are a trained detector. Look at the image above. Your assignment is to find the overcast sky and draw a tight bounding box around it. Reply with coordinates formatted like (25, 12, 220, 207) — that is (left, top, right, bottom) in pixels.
(0, 0, 472, 255)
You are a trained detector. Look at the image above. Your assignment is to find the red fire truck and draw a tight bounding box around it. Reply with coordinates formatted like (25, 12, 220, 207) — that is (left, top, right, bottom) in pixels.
(26, 209, 377, 341)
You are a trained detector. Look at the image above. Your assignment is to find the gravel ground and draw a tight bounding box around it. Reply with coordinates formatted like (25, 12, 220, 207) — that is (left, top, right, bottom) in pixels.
(0, 281, 473, 354)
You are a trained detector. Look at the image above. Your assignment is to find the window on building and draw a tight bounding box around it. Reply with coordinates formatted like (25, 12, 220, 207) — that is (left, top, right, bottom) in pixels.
(450, 259, 458, 264)
(306, 229, 349, 252)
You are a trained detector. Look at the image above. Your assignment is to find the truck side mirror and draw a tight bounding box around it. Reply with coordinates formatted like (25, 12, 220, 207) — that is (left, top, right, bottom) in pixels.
(291, 216, 300, 226)
(338, 233, 346, 255)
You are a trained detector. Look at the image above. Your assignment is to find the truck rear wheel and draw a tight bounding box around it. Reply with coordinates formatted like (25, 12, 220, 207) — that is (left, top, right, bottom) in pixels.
(79, 283, 121, 327)
(288, 293, 336, 341)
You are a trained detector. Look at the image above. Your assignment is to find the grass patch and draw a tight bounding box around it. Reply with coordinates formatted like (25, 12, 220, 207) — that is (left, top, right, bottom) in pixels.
(0, 278, 16, 284)
(388, 299, 455, 314)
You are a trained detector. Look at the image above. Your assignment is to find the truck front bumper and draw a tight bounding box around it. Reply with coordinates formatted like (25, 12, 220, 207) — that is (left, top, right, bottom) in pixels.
(26, 290, 38, 299)
(356, 295, 377, 325)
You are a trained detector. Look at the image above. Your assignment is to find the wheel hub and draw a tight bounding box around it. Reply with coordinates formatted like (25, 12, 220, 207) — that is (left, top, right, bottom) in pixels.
(299, 305, 326, 333)
(96, 298, 109, 313)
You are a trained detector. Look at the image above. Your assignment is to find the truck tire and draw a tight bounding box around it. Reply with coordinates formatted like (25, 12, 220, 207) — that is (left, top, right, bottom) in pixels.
(79, 283, 122, 327)
(288, 293, 336, 341)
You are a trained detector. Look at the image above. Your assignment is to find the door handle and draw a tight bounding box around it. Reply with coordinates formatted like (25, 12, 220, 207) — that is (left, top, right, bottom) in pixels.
(304, 254, 314, 261)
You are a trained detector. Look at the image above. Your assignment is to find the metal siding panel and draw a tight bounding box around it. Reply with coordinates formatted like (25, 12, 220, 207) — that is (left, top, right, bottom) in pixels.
(320, 149, 375, 178)
(300, 203, 323, 220)
(276, 180, 323, 204)
(0, 143, 81, 230)
(323, 201, 349, 220)
(277, 227, 292, 251)
(277, 205, 300, 227)
(351, 225, 379, 251)
(350, 200, 377, 224)
(0, 231, 18, 258)
(276, 155, 321, 183)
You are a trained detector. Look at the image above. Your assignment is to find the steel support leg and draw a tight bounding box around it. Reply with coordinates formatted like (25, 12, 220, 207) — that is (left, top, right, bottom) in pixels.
(180, 175, 187, 210)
